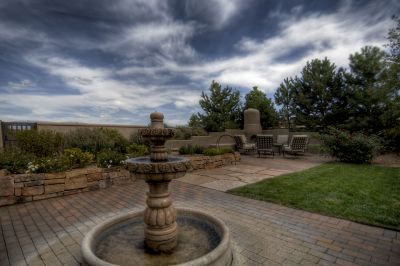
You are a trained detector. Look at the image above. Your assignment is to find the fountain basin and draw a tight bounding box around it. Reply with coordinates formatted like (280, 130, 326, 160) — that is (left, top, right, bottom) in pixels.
(81, 208, 233, 266)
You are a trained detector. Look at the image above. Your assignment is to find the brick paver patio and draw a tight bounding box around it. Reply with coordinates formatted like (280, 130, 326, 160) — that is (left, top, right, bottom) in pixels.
(1, 180, 399, 266)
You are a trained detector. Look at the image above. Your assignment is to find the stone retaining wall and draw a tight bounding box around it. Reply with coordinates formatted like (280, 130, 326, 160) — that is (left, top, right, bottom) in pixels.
(0, 167, 133, 207)
(186, 152, 241, 171)
(0, 153, 240, 206)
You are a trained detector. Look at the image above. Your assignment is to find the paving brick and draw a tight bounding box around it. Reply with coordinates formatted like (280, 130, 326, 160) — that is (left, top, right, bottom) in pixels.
(0, 179, 399, 266)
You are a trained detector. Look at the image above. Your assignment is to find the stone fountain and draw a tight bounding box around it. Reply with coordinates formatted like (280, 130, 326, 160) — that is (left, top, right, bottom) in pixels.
(81, 112, 235, 266)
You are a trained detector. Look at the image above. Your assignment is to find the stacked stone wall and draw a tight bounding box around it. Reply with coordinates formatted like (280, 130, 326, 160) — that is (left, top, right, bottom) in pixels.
(186, 152, 240, 171)
(0, 167, 133, 207)
(0, 152, 240, 206)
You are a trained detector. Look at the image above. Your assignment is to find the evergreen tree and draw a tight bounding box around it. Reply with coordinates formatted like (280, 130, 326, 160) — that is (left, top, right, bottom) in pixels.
(292, 58, 348, 129)
(191, 81, 242, 132)
(244, 87, 278, 128)
(345, 46, 391, 133)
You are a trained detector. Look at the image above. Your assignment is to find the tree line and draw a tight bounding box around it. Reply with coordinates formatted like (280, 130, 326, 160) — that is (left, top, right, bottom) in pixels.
(189, 17, 399, 145)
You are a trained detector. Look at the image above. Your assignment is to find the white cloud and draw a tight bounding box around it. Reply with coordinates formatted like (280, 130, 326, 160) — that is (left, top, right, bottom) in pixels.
(7, 79, 36, 91)
(1, 54, 200, 123)
(141, 0, 395, 94)
(184, 0, 245, 29)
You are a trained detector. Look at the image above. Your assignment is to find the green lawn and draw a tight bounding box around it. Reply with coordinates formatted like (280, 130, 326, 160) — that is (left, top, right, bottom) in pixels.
(228, 163, 400, 230)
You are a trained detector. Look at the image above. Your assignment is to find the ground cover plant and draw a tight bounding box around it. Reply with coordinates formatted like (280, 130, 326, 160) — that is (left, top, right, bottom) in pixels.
(179, 145, 204, 155)
(228, 163, 400, 230)
(202, 147, 234, 156)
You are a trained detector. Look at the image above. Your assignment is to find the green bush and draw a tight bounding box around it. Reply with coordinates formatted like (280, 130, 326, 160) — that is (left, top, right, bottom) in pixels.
(321, 127, 381, 163)
(203, 147, 234, 156)
(129, 133, 143, 145)
(0, 149, 35, 173)
(16, 130, 64, 157)
(64, 128, 129, 155)
(63, 148, 94, 168)
(179, 145, 204, 155)
(126, 143, 149, 157)
(27, 156, 69, 173)
(102, 128, 130, 153)
(97, 150, 126, 168)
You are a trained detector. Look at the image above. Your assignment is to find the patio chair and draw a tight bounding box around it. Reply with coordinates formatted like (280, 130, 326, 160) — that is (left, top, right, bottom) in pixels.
(256, 135, 274, 157)
(282, 135, 309, 156)
(233, 135, 256, 154)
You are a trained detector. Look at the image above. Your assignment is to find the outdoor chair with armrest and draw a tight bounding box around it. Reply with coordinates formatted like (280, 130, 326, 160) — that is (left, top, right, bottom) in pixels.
(282, 135, 309, 156)
(233, 135, 256, 154)
(256, 135, 274, 157)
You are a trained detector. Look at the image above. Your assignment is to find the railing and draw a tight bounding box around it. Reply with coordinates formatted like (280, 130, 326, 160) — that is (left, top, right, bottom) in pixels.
(1, 122, 37, 148)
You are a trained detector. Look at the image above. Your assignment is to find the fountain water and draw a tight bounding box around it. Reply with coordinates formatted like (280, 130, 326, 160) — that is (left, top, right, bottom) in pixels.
(81, 112, 235, 265)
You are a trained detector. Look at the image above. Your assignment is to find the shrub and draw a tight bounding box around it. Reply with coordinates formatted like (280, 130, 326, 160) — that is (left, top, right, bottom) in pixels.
(97, 150, 126, 168)
(102, 128, 130, 153)
(0, 149, 35, 173)
(27, 156, 69, 173)
(129, 133, 149, 147)
(179, 145, 204, 155)
(16, 130, 64, 157)
(203, 147, 234, 156)
(63, 148, 94, 168)
(64, 128, 129, 155)
(321, 127, 381, 163)
(126, 143, 149, 157)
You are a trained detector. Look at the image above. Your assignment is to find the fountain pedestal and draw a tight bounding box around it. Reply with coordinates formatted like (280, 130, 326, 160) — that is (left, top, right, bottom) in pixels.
(137, 112, 182, 252)
(144, 180, 177, 252)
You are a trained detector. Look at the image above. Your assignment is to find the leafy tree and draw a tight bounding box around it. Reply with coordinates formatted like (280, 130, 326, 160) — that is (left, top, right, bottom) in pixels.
(345, 46, 392, 133)
(244, 87, 278, 128)
(193, 81, 242, 132)
(274, 78, 296, 129)
(292, 58, 348, 129)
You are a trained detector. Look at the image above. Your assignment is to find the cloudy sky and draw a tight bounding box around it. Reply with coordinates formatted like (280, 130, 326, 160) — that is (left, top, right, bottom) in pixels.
(0, 0, 399, 125)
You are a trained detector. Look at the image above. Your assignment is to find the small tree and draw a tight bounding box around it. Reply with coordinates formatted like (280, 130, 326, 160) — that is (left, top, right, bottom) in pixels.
(244, 87, 278, 128)
(193, 81, 242, 132)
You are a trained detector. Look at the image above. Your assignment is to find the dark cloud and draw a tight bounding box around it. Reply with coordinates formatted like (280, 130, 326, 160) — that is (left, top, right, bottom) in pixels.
(0, 0, 398, 124)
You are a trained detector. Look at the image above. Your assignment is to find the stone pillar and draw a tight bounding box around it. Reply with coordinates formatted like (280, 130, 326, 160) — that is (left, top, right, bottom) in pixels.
(243, 108, 261, 138)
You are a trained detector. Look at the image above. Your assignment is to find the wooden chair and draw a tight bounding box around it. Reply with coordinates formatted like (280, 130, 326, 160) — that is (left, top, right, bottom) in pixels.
(256, 135, 274, 157)
(282, 135, 309, 156)
(233, 135, 256, 154)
